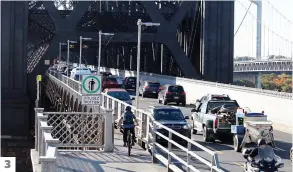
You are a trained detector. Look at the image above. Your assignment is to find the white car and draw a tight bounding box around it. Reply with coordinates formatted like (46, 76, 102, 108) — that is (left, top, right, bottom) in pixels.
(70, 67, 91, 81)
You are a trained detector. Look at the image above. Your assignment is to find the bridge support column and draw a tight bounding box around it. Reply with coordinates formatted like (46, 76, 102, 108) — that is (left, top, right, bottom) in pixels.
(256, 72, 262, 88)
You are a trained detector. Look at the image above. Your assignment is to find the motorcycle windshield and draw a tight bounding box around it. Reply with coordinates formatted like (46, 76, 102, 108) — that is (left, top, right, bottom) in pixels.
(255, 145, 278, 163)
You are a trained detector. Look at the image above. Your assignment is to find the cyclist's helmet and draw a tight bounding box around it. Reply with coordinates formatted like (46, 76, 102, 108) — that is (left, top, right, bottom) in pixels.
(257, 138, 266, 147)
(126, 106, 131, 111)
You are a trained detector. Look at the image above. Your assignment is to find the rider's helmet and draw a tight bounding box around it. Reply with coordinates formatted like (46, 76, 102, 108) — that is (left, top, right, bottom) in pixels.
(125, 106, 131, 111)
(257, 138, 266, 147)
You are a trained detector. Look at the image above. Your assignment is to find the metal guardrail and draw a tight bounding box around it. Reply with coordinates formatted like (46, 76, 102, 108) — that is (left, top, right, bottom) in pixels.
(101, 93, 224, 172)
(234, 60, 292, 72)
(98, 67, 292, 99)
(48, 69, 224, 172)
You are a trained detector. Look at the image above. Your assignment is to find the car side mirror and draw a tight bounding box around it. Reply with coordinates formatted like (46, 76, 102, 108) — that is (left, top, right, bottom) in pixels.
(191, 109, 197, 112)
(131, 97, 135, 100)
(184, 116, 190, 120)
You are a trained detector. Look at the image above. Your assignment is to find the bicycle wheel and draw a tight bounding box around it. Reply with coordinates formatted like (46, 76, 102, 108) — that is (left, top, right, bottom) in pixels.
(127, 130, 131, 156)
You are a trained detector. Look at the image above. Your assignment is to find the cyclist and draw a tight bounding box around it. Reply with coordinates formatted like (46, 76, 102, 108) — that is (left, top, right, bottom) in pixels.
(118, 106, 138, 147)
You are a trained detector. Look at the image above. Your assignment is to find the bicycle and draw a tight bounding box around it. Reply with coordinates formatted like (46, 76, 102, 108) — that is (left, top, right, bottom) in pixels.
(127, 129, 132, 156)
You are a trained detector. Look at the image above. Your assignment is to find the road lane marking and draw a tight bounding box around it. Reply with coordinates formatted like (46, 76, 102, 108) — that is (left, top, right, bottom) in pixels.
(232, 162, 244, 169)
(205, 146, 223, 155)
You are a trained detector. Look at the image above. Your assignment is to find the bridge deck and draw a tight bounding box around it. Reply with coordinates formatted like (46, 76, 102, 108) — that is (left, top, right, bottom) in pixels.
(31, 130, 166, 172)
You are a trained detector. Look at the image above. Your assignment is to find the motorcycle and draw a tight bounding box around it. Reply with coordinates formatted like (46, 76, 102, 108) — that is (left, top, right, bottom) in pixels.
(242, 145, 284, 172)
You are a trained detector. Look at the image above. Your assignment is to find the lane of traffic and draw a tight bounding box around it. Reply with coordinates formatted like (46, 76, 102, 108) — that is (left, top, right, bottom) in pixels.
(133, 96, 292, 171)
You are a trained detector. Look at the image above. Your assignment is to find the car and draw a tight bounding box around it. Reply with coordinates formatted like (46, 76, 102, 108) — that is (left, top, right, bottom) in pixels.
(158, 85, 186, 106)
(111, 75, 124, 87)
(90, 69, 98, 74)
(122, 77, 137, 91)
(102, 76, 119, 90)
(103, 88, 135, 105)
(100, 72, 112, 77)
(70, 67, 92, 81)
(191, 99, 240, 142)
(139, 81, 162, 98)
(147, 106, 191, 146)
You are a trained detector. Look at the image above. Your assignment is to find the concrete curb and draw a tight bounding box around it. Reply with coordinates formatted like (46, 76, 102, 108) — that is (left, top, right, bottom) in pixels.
(273, 123, 292, 134)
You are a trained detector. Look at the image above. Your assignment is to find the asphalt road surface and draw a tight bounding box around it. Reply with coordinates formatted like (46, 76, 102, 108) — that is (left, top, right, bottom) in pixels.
(131, 95, 292, 172)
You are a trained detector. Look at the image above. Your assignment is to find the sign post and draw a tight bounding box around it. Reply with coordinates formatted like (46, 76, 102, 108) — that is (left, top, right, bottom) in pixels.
(81, 75, 102, 105)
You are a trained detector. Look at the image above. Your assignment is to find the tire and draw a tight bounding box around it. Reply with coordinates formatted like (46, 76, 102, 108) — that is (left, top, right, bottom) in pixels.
(192, 123, 197, 134)
(163, 98, 167, 105)
(158, 98, 161, 104)
(233, 134, 242, 152)
(182, 102, 186, 106)
(203, 126, 209, 142)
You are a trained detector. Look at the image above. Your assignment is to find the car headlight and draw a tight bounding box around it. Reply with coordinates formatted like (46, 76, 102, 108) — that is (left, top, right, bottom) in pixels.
(183, 124, 190, 129)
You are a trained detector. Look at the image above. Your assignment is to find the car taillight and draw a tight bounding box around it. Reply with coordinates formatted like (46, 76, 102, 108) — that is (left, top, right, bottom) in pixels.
(166, 91, 171, 95)
(145, 86, 149, 89)
(159, 86, 162, 90)
(181, 92, 186, 95)
(214, 118, 218, 128)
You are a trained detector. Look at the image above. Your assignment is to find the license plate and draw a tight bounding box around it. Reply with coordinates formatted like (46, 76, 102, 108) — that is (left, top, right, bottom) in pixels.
(153, 91, 156, 93)
(174, 96, 179, 99)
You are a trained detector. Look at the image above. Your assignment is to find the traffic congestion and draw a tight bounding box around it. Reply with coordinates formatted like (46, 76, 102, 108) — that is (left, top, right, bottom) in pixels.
(50, 62, 292, 172)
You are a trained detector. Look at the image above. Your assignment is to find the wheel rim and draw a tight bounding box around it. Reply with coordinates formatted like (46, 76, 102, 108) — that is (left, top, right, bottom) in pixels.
(290, 151, 293, 163)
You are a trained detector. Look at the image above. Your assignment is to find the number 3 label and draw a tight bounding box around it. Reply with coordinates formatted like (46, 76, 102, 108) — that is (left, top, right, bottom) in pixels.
(0, 157, 15, 172)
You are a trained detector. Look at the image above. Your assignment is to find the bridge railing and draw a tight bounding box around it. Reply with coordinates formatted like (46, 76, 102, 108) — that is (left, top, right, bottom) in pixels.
(47, 69, 80, 92)
(34, 107, 114, 172)
(101, 93, 224, 172)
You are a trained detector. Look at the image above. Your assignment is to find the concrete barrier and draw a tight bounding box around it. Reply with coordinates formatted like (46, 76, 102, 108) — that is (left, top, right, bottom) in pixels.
(100, 67, 293, 134)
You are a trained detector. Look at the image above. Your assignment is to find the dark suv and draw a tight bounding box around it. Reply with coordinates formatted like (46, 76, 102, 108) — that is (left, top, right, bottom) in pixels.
(122, 77, 137, 91)
(158, 85, 186, 106)
(139, 81, 161, 98)
(148, 106, 191, 146)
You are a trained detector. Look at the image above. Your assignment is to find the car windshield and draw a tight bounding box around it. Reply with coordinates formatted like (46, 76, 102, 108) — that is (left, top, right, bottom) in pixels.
(106, 78, 117, 82)
(207, 102, 238, 111)
(148, 82, 160, 88)
(127, 78, 136, 84)
(154, 109, 185, 121)
(211, 96, 230, 100)
(168, 86, 184, 92)
(108, 91, 130, 101)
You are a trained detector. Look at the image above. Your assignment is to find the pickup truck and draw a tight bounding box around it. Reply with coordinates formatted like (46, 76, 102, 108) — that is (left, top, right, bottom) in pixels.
(191, 100, 240, 142)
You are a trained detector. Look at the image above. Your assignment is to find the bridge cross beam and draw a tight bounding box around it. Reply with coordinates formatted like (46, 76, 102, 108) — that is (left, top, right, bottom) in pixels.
(142, 1, 202, 78)
(40, 1, 91, 66)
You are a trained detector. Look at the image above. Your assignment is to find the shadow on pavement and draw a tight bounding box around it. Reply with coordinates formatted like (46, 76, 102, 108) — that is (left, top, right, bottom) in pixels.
(274, 140, 292, 160)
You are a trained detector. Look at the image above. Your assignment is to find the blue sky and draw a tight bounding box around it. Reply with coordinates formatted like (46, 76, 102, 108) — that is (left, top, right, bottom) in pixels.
(234, 0, 293, 58)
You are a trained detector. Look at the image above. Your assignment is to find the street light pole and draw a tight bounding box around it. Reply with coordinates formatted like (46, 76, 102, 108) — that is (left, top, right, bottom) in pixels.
(98, 30, 114, 74)
(98, 30, 102, 74)
(135, 19, 160, 109)
(67, 40, 70, 83)
(135, 19, 142, 110)
(79, 36, 92, 91)
(59, 42, 62, 62)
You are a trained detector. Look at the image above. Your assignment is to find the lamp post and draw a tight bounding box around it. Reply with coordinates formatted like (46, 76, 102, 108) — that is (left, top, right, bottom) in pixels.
(79, 36, 92, 91)
(98, 30, 114, 74)
(59, 42, 67, 62)
(135, 19, 160, 109)
(67, 40, 77, 84)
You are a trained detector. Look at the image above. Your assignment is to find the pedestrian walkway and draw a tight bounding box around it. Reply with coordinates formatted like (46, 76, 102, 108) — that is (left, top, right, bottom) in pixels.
(31, 130, 166, 172)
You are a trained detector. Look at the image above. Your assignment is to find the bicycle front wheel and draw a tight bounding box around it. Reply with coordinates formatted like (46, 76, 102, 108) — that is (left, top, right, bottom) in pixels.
(127, 130, 131, 156)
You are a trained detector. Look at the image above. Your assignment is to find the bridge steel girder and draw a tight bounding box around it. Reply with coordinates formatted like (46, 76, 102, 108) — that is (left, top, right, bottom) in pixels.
(1, 1, 30, 136)
(201, 1, 235, 83)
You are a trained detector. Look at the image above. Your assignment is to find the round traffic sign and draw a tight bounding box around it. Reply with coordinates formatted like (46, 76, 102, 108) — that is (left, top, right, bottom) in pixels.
(82, 75, 101, 94)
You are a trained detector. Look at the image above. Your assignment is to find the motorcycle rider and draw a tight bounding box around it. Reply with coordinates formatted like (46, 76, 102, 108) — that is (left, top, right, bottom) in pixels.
(118, 106, 138, 147)
(249, 138, 267, 158)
